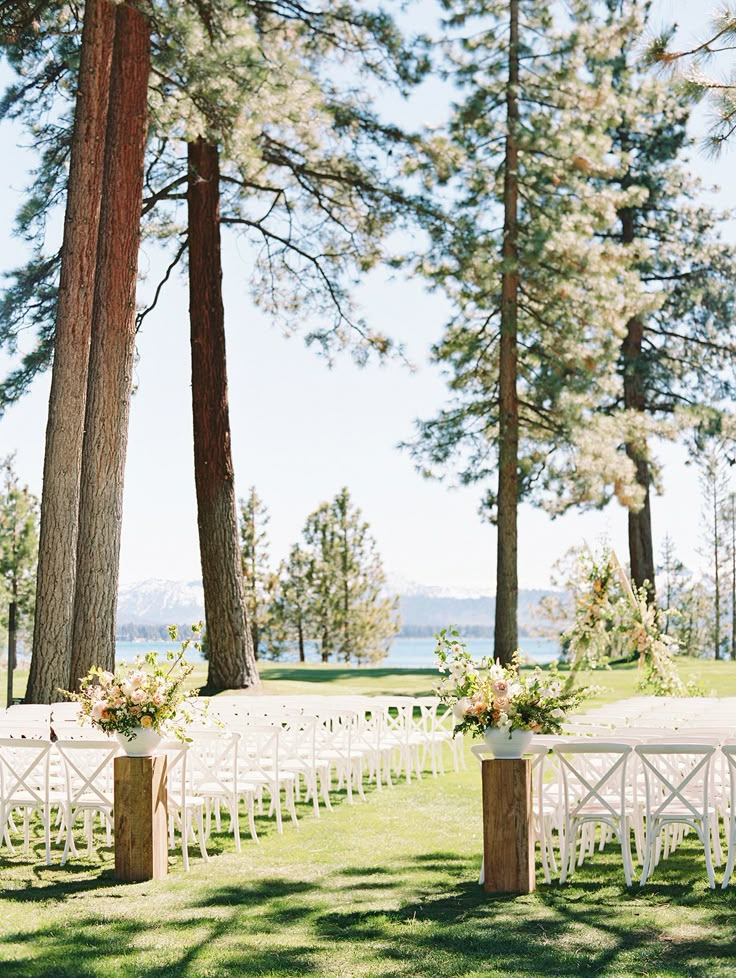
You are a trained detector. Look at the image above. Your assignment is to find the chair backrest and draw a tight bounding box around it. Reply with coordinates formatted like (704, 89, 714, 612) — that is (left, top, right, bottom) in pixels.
(53, 740, 119, 809)
(0, 738, 52, 806)
(0, 722, 51, 740)
(186, 730, 240, 797)
(634, 743, 715, 822)
(239, 724, 281, 779)
(553, 742, 632, 822)
(158, 739, 190, 809)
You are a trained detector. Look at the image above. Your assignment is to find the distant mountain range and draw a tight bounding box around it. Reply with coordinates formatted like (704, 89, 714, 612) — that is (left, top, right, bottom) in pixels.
(116, 578, 557, 637)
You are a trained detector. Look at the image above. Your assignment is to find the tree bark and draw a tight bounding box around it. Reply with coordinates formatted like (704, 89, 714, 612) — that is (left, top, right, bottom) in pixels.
(297, 616, 305, 662)
(26, 0, 116, 703)
(187, 137, 259, 693)
(620, 208, 656, 600)
(69, 2, 151, 688)
(493, 0, 520, 666)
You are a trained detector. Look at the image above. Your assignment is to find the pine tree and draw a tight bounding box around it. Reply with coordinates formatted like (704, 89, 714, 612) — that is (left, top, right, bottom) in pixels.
(408, 0, 645, 662)
(269, 544, 312, 662)
(588, 0, 736, 600)
(301, 489, 399, 664)
(1, 1, 428, 694)
(68, 1, 151, 689)
(17, 0, 117, 702)
(0, 456, 39, 655)
(239, 487, 277, 659)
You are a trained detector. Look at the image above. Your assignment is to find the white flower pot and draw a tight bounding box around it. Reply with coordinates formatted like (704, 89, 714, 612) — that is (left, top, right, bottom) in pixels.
(115, 726, 162, 757)
(483, 727, 533, 759)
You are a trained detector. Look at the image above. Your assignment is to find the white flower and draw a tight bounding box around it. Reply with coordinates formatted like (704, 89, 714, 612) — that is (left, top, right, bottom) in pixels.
(551, 708, 566, 719)
(449, 660, 466, 680)
(490, 663, 505, 681)
(453, 698, 471, 720)
(451, 643, 462, 656)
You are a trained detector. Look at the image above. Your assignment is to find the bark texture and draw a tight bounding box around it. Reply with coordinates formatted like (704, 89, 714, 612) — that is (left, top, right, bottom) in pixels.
(27, 0, 116, 703)
(493, 0, 520, 666)
(187, 138, 259, 692)
(69, 2, 150, 688)
(620, 209, 656, 600)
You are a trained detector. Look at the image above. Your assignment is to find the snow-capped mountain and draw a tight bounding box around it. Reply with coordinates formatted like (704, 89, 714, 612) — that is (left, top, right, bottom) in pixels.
(384, 573, 492, 600)
(116, 577, 553, 634)
(117, 579, 205, 625)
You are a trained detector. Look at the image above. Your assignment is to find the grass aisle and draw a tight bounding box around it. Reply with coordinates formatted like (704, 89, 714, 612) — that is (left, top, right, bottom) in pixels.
(2, 739, 736, 978)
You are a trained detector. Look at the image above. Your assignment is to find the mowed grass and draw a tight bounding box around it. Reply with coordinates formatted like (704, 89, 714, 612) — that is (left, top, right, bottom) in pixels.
(5, 654, 736, 707)
(3, 663, 736, 975)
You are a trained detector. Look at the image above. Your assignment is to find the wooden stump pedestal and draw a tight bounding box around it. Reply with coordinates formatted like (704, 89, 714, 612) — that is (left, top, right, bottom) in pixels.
(481, 757, 535, 894)
(114, 755, 168, 882)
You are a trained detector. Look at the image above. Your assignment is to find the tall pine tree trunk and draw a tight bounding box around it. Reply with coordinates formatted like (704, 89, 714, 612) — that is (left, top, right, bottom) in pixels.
(187, 137, 259, 692)
(27, 0, 116, 703)
(69, 1, 151, 688)
(493, 0, 520, 666)
(620, 208, 656, 600)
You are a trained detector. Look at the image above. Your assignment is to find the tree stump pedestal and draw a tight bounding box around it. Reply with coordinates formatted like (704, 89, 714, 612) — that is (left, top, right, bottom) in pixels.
(114, 755, 168, 882)
(480, 755, 535, 894)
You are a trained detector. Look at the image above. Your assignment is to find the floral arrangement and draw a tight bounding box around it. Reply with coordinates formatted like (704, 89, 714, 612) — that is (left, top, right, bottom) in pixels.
(434, 629, 587, 738)
(65, 625, 202, 741)
(562, 549, 700, 696)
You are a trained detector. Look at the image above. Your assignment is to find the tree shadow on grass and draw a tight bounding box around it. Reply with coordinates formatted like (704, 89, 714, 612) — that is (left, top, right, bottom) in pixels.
(4, 833, 736, 978)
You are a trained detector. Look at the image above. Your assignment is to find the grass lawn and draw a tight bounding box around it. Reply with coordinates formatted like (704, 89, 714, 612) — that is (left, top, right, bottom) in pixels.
(5, 654, 736, 707)
(2, 664, 736, 976)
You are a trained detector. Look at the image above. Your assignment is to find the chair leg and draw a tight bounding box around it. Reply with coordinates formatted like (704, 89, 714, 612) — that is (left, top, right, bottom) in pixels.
(196, 807, 210, 861)
(703, 820, 716, 890)
(639, 826, 655, 886)
(721, 816, 735, 889)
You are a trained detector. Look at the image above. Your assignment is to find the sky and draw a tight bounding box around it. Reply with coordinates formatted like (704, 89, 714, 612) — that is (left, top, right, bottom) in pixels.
(0, 1, 734, 595)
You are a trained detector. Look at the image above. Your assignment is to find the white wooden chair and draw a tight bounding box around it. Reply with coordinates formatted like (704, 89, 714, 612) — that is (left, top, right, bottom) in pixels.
(54, 739, 118, 865)
(554, 742, 634, 886)
(0, 737, 53, 865)
(635, 743, 719, 889)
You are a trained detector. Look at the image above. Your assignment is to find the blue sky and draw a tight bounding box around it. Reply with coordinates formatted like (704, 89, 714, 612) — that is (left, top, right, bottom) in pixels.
(0, 1, 733, 593)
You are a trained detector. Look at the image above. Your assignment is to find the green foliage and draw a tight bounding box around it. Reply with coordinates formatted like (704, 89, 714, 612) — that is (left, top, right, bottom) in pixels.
(0, 0, 434, 408)
(238, 487, 278, 657)
(300, 487, 400, 664)
(407, 0, 648, 520)
(268, 543, 312, 660)
(0, 454, 39, 647)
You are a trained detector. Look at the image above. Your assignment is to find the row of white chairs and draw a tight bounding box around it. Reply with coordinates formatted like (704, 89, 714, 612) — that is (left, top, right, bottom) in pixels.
(0, 695, 463, 869)
(526, 736, 736, 890)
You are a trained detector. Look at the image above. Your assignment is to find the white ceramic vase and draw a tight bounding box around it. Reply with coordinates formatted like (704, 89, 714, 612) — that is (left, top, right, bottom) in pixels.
(482, 726, 533, 759)
(115, 726, 162, 757)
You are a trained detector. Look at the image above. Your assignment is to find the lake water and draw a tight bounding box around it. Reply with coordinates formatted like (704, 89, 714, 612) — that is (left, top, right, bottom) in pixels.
(115, 636, 560, 669)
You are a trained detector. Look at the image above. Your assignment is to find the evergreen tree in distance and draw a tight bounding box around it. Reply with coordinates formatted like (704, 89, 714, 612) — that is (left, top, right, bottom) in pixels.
(239, 487, 278, 659)
(0, 456, 39, 654)
(269, 544, 312, 662)
(301, 488, 399, 664)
